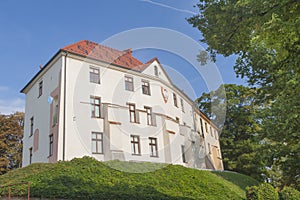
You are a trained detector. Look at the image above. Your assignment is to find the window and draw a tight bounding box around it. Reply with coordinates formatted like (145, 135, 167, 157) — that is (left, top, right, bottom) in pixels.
(145, 106, 152, 125)
(53, 104, 58, 126)
(205, 122, 208, 133)
(92, 132, 103, 154)
(208, 143, 211, 154)
(142, 80, 151, 95)
(180, 98, 184, 112)
(30, 117, 34, 137)
(90, 67, 100, 84)
(125, 76, 134, 91)
(49, 134, 53, 156)
(175, 117, 179, 123)
(149, 137, 158, 157)
(38, 80, 43, 97)
(129, 104, 139, 123)
(214, 130, 218, 140)
(131, 135, 140, 155)
(181, 145, 187, 163)
(173, 93, 178, 107)
(210, 127, 213, 137)
(29, 147, 33, 164)
(154, 66, 158, 76)
(90, 96, 101, 118)
(200, 118, 204, 134)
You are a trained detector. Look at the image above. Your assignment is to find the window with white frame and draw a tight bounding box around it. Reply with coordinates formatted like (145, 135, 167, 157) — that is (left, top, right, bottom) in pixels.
(90, 96, 101, 118)
(145, 106, 152, 125)
(149, 137, 158, 157)
(131, 135, 140, 155)
(142, 80, 151, 95)
(89, 67, 100, 84)
(125, 76, 134, 91)
(92, 132, 103, 154)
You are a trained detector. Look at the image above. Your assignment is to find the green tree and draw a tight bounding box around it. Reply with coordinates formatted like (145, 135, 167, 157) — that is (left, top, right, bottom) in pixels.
(188, 0, 300, 189)
(0, 112, 24, 174)
(197, 84, 265, 180)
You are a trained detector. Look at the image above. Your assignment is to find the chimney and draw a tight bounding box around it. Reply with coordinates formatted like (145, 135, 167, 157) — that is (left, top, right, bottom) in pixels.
(39, 64, 43, 70)
(124, 48, 132, 55)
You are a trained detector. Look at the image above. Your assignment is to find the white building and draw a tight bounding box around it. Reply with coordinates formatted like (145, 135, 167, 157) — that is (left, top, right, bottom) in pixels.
(21, 40, 223, 170)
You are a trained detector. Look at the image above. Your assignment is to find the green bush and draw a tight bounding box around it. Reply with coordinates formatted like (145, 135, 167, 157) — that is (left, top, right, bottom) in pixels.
(246, 183, 279, 200)
(246, 185, 259, 200)
(0, 157, 260, 199)
(280, 187, 300, 200)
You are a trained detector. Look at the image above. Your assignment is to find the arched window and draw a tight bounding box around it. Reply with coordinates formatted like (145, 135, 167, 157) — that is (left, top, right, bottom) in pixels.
(154, 66, 158, 76)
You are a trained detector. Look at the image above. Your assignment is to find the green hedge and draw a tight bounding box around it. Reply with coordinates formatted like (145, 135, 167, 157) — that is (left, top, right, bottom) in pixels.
(246, 183, 279, 200)
(0, 157, 260, 199)
(280, 187, 300, 200)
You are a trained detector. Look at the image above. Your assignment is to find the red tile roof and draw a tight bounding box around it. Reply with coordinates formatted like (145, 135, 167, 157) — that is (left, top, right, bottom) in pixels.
(61, 40, 156, 71)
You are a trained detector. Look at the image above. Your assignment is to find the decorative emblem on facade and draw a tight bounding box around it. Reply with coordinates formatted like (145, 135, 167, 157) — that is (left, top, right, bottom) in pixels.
(161, 87, 168, 103)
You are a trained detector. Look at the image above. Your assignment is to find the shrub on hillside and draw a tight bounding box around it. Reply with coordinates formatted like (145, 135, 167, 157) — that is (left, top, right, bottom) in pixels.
(280, 187, 300, 200)
(246, 183, 278, 200)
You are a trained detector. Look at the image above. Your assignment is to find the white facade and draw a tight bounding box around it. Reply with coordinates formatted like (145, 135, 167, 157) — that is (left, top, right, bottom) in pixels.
(21, 40, 223, 170)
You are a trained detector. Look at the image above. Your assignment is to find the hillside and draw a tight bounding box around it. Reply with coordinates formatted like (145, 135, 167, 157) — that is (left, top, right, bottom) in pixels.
(0, 157, 259, 199)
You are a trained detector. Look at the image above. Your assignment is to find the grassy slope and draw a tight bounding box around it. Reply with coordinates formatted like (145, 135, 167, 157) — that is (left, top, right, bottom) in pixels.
(0, 157, 259, 200)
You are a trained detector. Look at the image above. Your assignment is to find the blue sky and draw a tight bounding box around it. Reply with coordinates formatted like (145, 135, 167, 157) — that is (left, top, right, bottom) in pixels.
(0, 0, 245, 114)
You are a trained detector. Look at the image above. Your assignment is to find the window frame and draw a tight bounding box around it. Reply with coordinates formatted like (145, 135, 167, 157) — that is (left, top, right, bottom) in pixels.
(145, 106, 152, 125)
(90, 96, 101, 118)
(142, 80, 151, 95)
(91, 132, 103, 154)
(181, 145, 187, 163)
(154, 66, 158, 76)
(129, 103, 136, 123)
(89, 67, 100, 84)
(131, 135, 141, 155)
(180, 98, 185, 112)
(29, 147, 33, 164)
(30, 116, 34, 137)
(149, 137, 158, 157)
(38, 80, 43, 97)
(173, 93, 178, 107)
(49, 134, 53, 156)
(125, 76, 134, 91)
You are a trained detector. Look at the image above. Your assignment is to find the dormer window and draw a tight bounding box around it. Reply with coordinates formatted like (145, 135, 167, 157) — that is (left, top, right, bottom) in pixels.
(154, 66, 158, 76)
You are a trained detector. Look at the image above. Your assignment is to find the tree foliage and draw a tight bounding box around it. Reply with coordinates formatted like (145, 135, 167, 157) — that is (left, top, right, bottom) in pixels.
(188, 0, 300, 189)
(0, 112, 24, 175)
(197, 84, 265, 180)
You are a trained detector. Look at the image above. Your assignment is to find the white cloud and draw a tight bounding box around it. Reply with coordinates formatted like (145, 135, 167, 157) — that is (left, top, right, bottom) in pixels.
(0, 98, 25, 115)
(0, 86, 9, 91)
(141, 0, 197, 15)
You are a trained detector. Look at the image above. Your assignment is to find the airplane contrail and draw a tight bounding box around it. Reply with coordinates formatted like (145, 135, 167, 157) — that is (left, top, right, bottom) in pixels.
(140, 0, 197, 15)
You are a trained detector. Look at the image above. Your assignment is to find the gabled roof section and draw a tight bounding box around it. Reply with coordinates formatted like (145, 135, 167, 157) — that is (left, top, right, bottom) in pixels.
(141, 57, 173, 84)
(61, 40, 146, 71)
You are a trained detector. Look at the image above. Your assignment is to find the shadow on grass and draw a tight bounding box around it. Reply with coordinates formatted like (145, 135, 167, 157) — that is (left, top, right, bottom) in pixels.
(212, 171, 259, 191)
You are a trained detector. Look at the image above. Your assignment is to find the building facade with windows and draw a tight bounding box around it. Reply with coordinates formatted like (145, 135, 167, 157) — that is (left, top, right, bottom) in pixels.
(21, 40, 223, 170)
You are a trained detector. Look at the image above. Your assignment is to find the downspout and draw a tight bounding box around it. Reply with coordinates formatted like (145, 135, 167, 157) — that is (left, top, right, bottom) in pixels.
(63, 52, 68, 161)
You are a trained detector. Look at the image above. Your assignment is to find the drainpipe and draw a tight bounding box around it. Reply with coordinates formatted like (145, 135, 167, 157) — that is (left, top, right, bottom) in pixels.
(63, 52, 68, 161)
